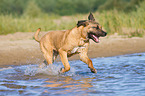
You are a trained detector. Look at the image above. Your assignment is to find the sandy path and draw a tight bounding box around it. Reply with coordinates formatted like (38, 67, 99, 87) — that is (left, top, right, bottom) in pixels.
(0, 32, 145, 67)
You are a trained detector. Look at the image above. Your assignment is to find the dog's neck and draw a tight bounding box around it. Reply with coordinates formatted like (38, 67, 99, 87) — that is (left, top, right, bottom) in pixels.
(66, 26, 89, 44)
(78, 26, 88, 40)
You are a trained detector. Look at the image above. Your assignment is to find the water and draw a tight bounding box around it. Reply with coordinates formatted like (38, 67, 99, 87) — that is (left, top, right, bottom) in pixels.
(0, 53, 145, 96)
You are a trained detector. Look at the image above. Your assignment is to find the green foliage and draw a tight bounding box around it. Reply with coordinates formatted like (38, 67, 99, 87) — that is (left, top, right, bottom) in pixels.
(125, 0, 144, 12)
(0, 0, 144, 16)
(0, 14, 76, 35)
(98, 0, 144, 12)
(129, 30, 144, 38)
(36, 0, 105, 15)
(98, 0, 127, 11)
(23, 0, 42, 18)
(0, 0, 106, 16)
(0, 0, 144, 37)
(0, 0, 28, 15)
(98, 1, 145, 37)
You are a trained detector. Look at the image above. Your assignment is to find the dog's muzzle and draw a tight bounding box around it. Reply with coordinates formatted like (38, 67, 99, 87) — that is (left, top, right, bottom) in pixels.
(88, 33, 99, 43)
(102, 31, 107, 37)
(88, 32, 107, 43)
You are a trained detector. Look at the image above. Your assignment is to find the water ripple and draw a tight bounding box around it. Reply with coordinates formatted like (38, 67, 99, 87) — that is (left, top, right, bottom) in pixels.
(0, 53, 145, 96)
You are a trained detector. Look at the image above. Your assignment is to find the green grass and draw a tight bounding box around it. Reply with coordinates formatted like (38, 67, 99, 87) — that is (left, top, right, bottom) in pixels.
(0, 14, 76, 35)
(0, 1, 145, 37)
(98, 10, 145, 37)
(97, 1, 145, 37)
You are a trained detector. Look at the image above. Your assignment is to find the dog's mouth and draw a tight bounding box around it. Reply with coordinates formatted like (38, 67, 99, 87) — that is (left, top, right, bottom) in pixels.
(88, 33, 100, 43)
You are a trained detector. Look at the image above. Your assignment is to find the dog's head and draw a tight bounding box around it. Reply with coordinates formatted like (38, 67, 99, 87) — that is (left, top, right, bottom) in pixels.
(77, 12, 107, 43)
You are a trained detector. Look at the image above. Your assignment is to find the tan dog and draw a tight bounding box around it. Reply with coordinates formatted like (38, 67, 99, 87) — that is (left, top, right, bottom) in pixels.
(34, 13, 107, 73)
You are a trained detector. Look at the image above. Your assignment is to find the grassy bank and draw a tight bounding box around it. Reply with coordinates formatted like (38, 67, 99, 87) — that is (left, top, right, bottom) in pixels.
(0, 1, 144, 37)
(98, 2, 145, 37)
(0, 14, 76, 35)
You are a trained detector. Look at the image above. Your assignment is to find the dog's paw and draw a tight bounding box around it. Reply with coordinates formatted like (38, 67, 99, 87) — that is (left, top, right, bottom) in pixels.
(90, 68, 97, 73)
(58, 68, 65, 74)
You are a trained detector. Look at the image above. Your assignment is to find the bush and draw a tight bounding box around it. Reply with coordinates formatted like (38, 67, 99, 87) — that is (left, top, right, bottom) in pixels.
(23, 0, 43, 18)
(98, 0, 127, 11)
(0, 0, 28, 15)
(98, 0, 144, 12)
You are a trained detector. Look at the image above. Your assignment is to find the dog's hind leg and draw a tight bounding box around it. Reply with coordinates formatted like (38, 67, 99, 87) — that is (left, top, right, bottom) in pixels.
(43, 52, 53, 65)
(39, 43, 53, 68)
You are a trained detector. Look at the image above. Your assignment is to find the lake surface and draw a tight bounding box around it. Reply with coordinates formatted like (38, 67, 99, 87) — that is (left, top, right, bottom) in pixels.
(0, 53, 145, 96)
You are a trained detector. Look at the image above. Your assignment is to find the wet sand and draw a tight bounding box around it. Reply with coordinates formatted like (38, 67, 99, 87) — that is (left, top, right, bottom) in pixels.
(0, 32, 145, 67)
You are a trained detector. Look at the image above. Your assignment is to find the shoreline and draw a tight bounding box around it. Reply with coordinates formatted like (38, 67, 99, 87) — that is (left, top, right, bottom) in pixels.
(0, 32, 145, 67)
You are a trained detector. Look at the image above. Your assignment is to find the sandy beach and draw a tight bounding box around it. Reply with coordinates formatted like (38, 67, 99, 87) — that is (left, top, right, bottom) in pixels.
(0, 32, 145, 67)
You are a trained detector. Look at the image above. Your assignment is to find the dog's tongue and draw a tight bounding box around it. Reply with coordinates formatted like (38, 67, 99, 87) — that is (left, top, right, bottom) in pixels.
(92, 34, 99, 43)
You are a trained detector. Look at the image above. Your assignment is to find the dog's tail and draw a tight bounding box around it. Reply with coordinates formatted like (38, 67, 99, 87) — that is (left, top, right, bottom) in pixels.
(34, 28, 41, 42)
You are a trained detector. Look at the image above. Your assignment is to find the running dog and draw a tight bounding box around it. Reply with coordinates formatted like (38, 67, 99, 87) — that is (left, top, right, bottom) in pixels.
(34, 12, 107, 73)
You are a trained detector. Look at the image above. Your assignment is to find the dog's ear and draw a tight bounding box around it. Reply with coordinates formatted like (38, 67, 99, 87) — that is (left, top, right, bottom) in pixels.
(77, 20, 88, 27)
(88, 12, 95, 21)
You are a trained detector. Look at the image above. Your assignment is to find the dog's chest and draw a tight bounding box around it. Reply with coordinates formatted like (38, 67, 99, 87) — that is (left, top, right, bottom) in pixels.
(71, 46, 85, 53)
(69, 38, 89, 54)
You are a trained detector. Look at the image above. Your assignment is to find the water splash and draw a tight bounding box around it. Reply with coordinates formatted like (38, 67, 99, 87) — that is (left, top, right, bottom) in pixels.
(24, 64, 62, 76)
(0, 66, 13, 71)
(24, 62, 77, 76)
(62, 67, 76, 77)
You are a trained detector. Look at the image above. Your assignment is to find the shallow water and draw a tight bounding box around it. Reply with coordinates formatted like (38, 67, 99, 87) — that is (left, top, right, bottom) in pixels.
(0, 53, 145, 96)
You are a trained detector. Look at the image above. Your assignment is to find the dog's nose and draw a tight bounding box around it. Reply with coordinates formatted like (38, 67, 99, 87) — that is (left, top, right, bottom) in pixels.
(103, 32, 107, 36)
(104, 32, 107, 36)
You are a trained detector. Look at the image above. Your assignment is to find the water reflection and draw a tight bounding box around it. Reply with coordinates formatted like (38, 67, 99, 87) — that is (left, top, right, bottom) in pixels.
(42, 76, 94, 95)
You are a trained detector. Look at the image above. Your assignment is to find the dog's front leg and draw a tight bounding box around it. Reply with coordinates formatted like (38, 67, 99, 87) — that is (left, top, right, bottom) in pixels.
(79, 51, 97, 73)
(59, 49, 70, 73)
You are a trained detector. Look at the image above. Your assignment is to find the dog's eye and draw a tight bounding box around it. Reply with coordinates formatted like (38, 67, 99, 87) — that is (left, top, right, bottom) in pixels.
(97, 25, 99, 29)
(92, 27, 96, 29)
(92, 26, 99, 29)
